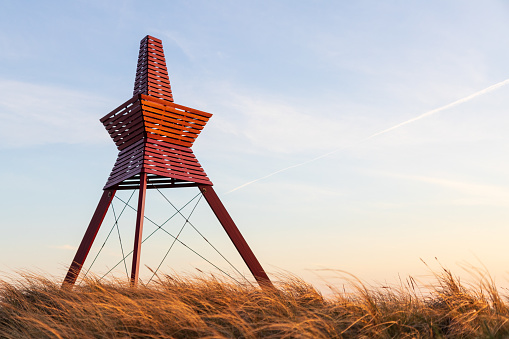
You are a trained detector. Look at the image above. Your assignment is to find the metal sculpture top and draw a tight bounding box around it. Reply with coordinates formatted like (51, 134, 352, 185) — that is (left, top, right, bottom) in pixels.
(133, 36, 174, 102)
(100, 35, 213, 190)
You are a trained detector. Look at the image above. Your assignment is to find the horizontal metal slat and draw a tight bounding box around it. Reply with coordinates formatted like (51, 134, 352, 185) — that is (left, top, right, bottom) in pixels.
(144, 121, 196, 143)
(100, 96, 140, 123)
(144, 151, 205, 173)
(145, 131, 193, 148)
(141, 100, 209, 125)
(113, 123, 144, 143)
(143, 162, 208, 180)
(144, 168, 212, 185)
(142, 110, 203, 134)
(117, 133, 145, 151)
(145, 137, 194, 153)
(144, 145, 200, 165)
(102, 101, 142, 127)
(140, 94, 212, 119)
(141, 104, 205, 129)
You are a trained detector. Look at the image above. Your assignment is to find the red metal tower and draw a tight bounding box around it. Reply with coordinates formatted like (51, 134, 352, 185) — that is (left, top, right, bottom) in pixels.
(63, 35, 272, 288)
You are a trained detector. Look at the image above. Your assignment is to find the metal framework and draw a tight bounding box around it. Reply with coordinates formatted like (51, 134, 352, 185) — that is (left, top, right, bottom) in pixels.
(63, 35, 273, 289)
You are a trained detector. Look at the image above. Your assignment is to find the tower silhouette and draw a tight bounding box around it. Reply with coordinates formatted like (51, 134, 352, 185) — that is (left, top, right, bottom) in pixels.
(63, 35, 272, 288)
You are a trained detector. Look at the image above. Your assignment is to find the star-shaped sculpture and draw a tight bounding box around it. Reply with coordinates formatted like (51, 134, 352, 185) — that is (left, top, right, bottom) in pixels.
(101, 35, 212, 190)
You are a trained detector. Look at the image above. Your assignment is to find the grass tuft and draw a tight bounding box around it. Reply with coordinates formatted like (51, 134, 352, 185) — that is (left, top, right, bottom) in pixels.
(1, 268, 509, 338)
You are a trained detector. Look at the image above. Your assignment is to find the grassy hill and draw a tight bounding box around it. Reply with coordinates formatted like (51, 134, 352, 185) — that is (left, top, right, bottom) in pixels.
(0, 268, 508, 338)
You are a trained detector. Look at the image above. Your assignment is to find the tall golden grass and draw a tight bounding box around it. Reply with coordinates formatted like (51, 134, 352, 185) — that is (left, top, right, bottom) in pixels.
(0, 267, 508, 338)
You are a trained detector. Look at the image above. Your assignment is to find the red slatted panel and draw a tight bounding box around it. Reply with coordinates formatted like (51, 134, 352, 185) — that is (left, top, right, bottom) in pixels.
(141, 94, 212, 119)
(100, 98, 145, 151)
(142, 138, 212, 185)
(102, 35, 213, 189)
(140, 95, 211, 148)
(104, 139, 144, 189)
(104, 138, 212, 189)
(133, 35, 173, 102)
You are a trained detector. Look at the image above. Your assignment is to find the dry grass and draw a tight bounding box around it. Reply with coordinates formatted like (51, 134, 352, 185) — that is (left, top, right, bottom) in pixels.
(1, 268, 509, 338)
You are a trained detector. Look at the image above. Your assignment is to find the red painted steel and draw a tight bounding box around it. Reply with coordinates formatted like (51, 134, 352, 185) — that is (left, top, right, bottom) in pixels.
(64, 35, 273, 290)
(133, 35, 173, 102)
(100, 35, 213, 190)
(131, 172, 147, 286)
(63, 190, 116, 287)
(103, 136, 212, 189)
(100, 95, 211, 151)
(198, 185, 274, 289)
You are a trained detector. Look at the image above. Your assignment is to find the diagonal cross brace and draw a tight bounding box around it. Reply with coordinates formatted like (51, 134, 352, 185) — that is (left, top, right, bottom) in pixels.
(199, 185, 274, 289)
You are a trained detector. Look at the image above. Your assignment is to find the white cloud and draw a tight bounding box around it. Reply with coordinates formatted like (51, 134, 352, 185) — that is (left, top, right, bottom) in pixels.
(157, 30, 197, 60)
(0, 80, 116, 148)
(209, 88, 367, 154)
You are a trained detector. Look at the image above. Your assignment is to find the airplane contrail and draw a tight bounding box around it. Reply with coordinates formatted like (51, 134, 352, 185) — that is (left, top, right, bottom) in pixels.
(226, 78, 509, 194)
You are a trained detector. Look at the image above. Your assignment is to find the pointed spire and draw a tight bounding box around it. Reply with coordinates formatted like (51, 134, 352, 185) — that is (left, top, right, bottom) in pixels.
(133, 35, 174, 102)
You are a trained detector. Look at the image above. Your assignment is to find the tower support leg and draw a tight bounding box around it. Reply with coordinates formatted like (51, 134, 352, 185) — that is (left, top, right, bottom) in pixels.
(63, 189, 116, 287)
(130, 172, 147, 286)
(198, 185, 274, 289)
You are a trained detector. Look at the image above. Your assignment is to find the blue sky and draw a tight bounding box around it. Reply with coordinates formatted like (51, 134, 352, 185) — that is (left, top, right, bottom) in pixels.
(2, 0, 509, 290)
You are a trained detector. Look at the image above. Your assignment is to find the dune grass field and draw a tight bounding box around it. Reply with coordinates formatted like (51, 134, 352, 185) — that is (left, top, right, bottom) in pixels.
(1, 267, 509, 338)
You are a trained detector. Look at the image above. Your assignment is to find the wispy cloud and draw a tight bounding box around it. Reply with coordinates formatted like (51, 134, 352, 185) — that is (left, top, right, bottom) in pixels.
(0, 80, 115, 148)
(364, 78, 509, 140)
(226, 78, 509, 193)
(157, 30, 197, 61)
(209, 86, 364, 155)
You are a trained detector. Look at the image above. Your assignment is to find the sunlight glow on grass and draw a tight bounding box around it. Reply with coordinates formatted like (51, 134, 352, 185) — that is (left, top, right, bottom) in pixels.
(1, 268, 508, 338)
